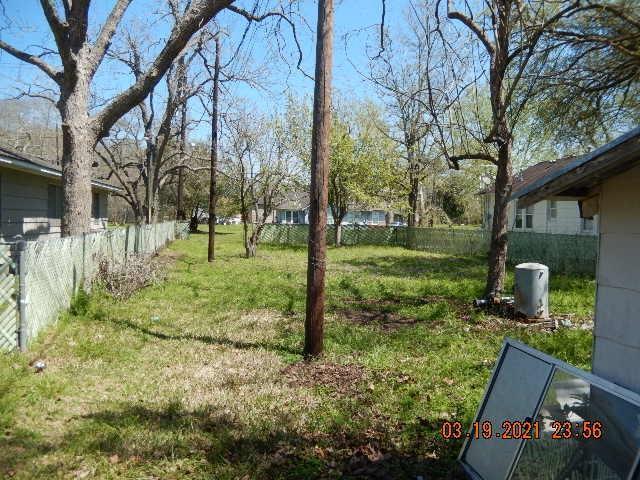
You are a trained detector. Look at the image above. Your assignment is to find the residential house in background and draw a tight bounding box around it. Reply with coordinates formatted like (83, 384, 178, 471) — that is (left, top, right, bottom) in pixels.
(515, 126, 640, 393)
(0, 146, 118, 241)
(480, 158, 599, 235)
(256, 192, 404, 226)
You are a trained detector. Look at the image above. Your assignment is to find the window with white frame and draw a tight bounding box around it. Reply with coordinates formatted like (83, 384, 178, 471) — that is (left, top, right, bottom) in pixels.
(515, 205, 534, 229)
(547, 200, 557, 220)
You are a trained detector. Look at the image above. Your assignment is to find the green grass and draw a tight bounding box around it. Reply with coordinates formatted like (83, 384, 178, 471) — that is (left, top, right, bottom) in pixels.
(0, 225, 595, 479)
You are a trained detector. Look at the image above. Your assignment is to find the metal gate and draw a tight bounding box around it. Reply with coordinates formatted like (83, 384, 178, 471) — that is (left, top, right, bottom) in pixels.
(0, 244, 17, 351)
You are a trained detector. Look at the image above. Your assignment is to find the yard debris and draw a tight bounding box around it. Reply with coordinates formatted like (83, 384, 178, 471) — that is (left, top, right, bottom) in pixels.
(97, 254, 166, 300)
(29, 359, 46, 373)
(282, 361, 369, 397)
(337, 295, 457, 331)
(559, 317, 573, 328)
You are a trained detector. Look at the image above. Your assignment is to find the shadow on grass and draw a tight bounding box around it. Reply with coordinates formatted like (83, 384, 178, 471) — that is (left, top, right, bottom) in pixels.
(342, 254, 486, 280)
(110, 317, 302, 357)
(262, 243, 308, 253)
(190, 230, 235, 235)
(55, 400, 465, 480)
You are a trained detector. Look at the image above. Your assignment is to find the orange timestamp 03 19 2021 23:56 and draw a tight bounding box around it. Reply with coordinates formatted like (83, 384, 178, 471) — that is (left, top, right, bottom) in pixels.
(440, 420, 604, 441)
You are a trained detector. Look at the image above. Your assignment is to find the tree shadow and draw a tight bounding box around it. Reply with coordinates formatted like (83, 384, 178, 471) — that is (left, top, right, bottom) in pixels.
(341, 254, 486, 281)
(263, 243, 308, 253)
(53, 400, 465, 479)
(108, 317, 302, 357)
(190, 230, 235, 235)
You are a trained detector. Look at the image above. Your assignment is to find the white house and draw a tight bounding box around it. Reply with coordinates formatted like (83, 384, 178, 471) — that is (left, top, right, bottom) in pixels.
(481, 158, 598, 235)
(256, 192, 404, 226)
(516, 126, 640, 393)
(0, 146, 119, 241)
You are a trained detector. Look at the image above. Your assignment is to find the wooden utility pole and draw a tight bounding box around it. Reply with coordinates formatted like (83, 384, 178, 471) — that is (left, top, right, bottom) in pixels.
(208, 36, 221, 262)
(304, 0, 334, 358)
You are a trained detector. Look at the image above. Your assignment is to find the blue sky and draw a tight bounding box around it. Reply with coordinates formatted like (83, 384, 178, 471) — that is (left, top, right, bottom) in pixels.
(0, 0, 407, 142)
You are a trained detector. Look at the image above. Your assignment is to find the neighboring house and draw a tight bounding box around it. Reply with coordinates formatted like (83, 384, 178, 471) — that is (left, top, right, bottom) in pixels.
(516, 126, 640, 393)
(0, 146, 119, 241)
(257, 192, 404, 226)
(480, 158, 598, 235)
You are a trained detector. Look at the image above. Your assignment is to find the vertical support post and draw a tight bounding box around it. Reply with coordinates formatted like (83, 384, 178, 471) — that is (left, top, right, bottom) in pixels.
(81, 232, 86, 291)
(16, 240, 27, 352)
(304, 0, 334, 358)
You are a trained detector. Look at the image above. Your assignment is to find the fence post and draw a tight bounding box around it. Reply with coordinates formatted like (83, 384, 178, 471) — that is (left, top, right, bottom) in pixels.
(16, 240, 28, 352)
(81, 232, 86, 290)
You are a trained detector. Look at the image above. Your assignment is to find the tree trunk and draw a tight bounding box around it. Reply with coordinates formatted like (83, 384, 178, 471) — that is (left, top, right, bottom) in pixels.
(334, 221, 342, 247)
(59, 86, 95, 237)
(245, 230, 258, 258)
(144, 141, 155, 224)
(208, 37, 220, 263)
(484, 138, 512, 298)
(305, 0, 334, 358)
(189, 213, 199, 233)
(407, 174, 419, 227)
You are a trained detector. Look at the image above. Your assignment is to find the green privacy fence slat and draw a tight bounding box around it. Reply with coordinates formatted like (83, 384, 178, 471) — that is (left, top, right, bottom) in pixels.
(261, 224, 597, 275)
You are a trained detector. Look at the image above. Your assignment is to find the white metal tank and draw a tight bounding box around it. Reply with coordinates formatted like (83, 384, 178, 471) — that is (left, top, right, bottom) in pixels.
(514, 263, 549, 319)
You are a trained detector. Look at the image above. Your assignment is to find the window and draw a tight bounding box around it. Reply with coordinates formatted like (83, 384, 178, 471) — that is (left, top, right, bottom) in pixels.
(372, 211, 385, 224)
(515, 205, 534, 230)
(582, 217, 594, 232)
(47, 184, 62, 218)
(460, 340, 640, 480)
(547, 200, 557, 220)
(91, 192, 100, 218)
(525, 206, 534, 228)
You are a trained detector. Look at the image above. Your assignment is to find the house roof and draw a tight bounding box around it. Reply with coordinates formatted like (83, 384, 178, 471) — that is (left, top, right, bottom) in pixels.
(0, 145, 120, 192)
(276, 192, 310, 210)
(478, 156, 577, 198)
(515, 126, 640, 208)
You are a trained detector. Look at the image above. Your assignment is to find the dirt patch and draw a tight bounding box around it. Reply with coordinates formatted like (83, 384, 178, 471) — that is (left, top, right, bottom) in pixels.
(282, 362, 414, 402)
(154, 248, 185, 267)
(337, 308, 419, 331)
(282, 361, 370, 398)
(336, 295, 457, 331)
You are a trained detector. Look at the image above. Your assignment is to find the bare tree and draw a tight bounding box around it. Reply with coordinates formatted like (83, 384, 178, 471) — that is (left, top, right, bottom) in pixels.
(222, 110, 301, 258)
(304, 0, 333, 358)
(97, 31, 204, 224)
(434, 0, 580, 298)
(368, 45, 432, 227)
(0, 0, 301, 236)
(529, 1, 640, 147)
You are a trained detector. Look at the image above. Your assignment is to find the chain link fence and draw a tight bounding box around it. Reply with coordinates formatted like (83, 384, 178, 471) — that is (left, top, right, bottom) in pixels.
(261, 224, 597, 275)
(0, 221, 189, 351)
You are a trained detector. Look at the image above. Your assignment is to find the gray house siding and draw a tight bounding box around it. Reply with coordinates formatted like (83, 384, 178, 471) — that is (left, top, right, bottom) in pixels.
(0, 168, 110, 241)
(592, 163, 640, 393)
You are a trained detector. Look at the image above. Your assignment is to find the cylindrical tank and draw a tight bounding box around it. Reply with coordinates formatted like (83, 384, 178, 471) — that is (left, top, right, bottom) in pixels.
(514, 263, 549, 319)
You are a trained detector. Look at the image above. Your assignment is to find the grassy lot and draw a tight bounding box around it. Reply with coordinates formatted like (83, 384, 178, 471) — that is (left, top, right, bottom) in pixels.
(0, 225, 594, 479)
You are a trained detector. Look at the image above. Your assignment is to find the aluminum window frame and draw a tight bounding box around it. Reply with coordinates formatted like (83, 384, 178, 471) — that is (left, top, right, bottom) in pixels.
(459, 338, 640, 480)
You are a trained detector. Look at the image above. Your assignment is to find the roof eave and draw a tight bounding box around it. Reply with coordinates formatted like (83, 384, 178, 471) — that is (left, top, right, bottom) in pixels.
(0, 154, 121, 193)
(515, 127, 640, 208)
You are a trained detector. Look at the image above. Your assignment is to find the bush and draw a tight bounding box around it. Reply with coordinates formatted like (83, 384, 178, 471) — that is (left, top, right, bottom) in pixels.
(97, 254, 165, 300)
